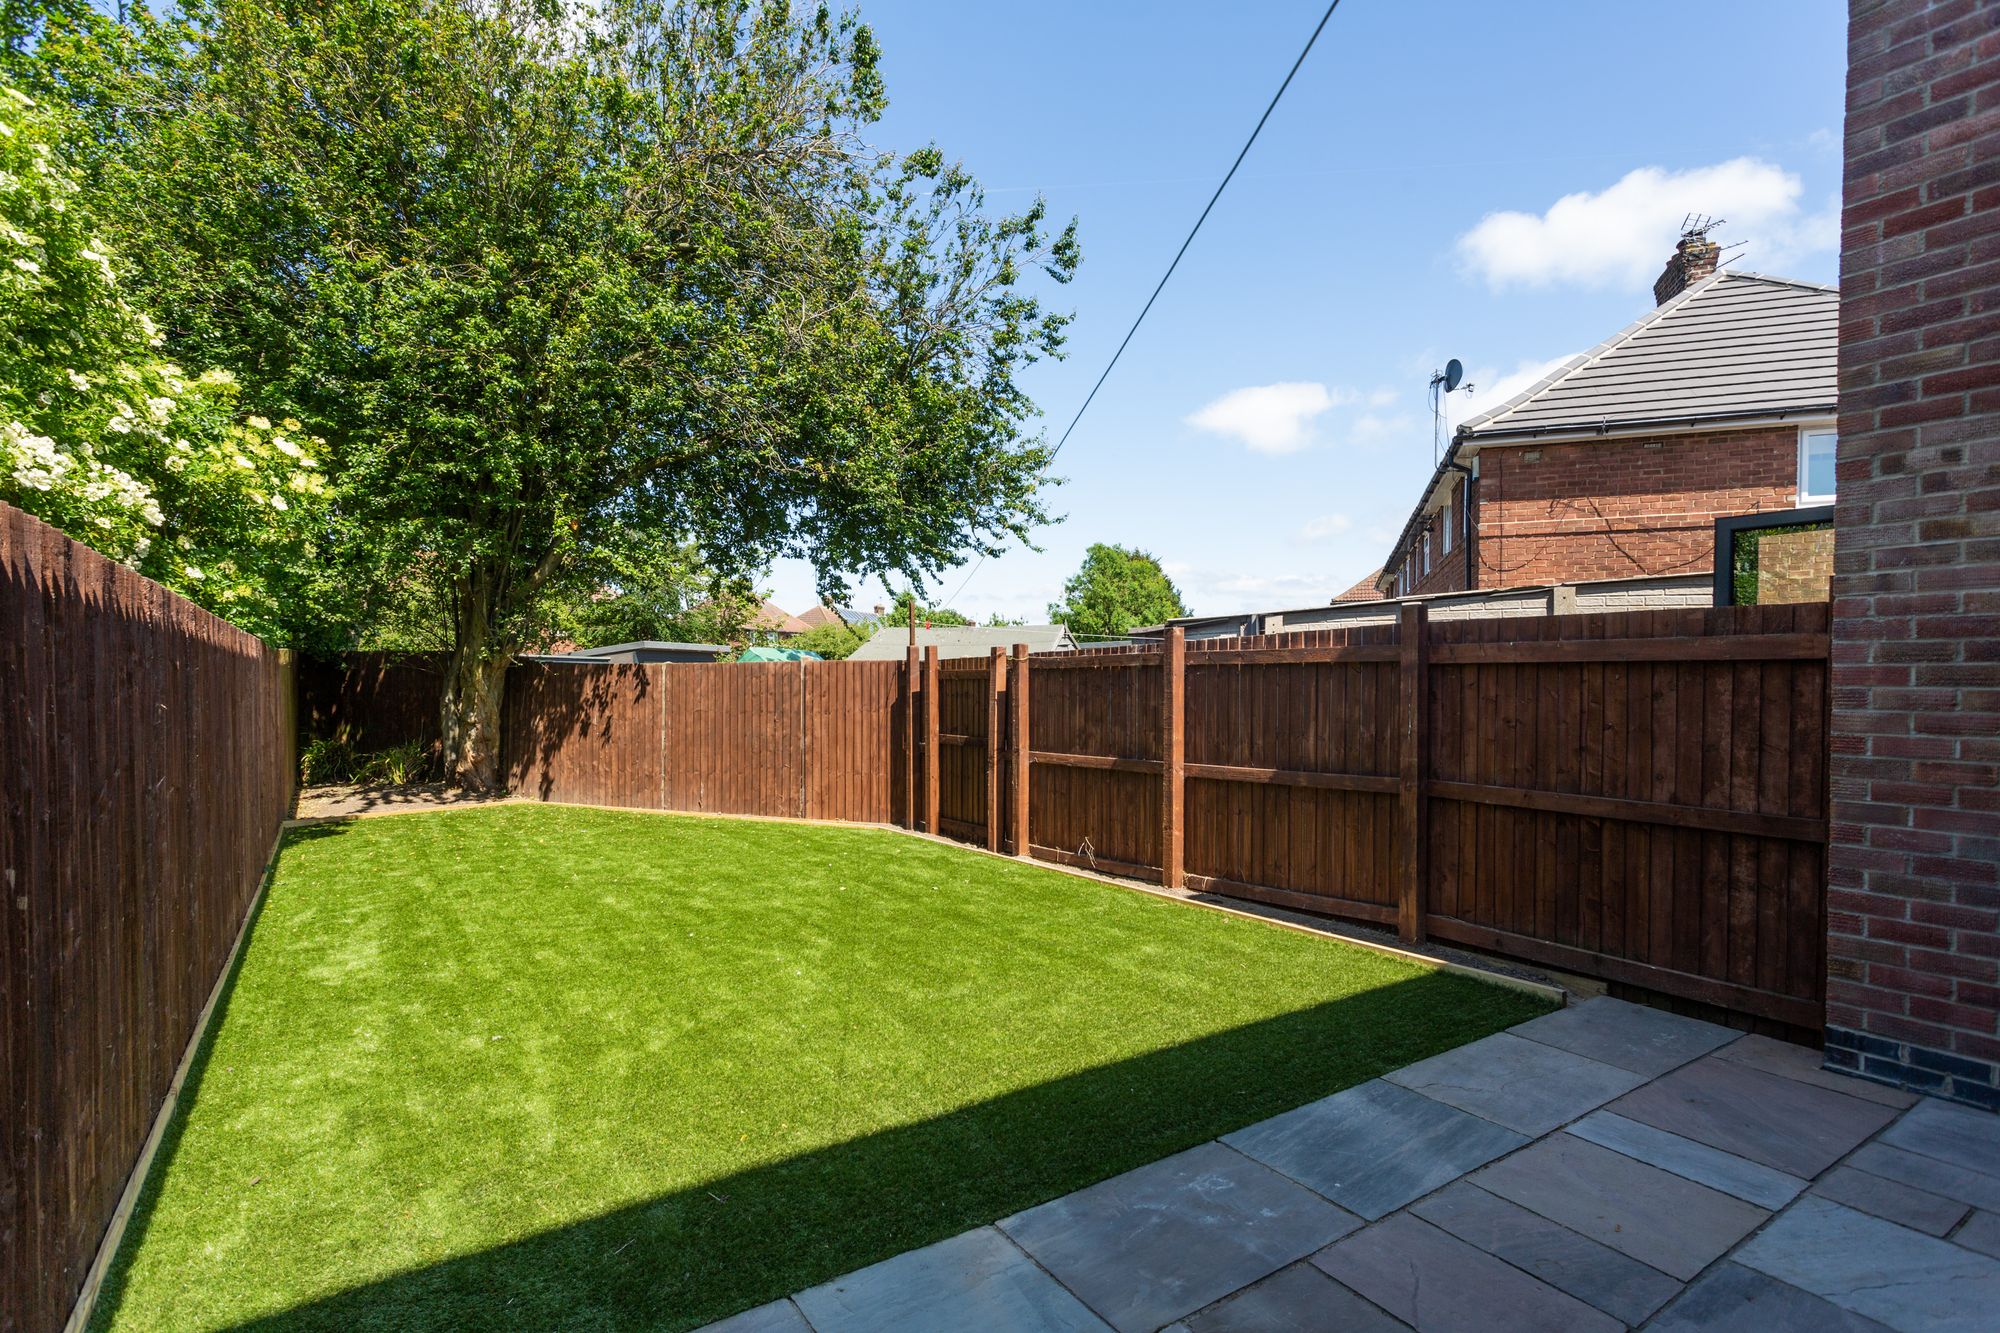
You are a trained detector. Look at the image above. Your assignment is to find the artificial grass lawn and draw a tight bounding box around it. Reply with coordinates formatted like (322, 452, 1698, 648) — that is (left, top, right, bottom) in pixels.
(98, 805, 1550, 1331)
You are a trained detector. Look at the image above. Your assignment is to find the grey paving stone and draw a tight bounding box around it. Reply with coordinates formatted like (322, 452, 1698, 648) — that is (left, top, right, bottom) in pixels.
(1735, 1195, 2000, 1332)
(1163, 1262, 1403, 1333)
(1409, 1181, 1681, 1325)
(1812, 1163, 1971, 1236)
(1566, 1109, 1806, 1209)
(1469, 1131, 1767, 1280)
(1510, 996, 1737, 1077)
(1953, 1209, 2000, 1260)
(1715, 1034, 1920, 1109)
(1223, 1078, 1527, 1220)
(1848, 1141, 2000, 1212)
(1878, 1096, 2000, 1178)
(1381, 1032, 1645, 1135)
(1606, 1053, 1899, 1178)
(793, 1226, 1111, 1333)
(1312, 1212, 1620, 1332)
(997, 1141, 1358, 1333)
(1646, 1262, 1892, 1333)
(698, 1299, 814, 1333)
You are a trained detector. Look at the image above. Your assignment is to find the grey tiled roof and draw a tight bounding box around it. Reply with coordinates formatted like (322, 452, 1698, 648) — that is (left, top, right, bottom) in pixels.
(1458, 271, 1837, 439)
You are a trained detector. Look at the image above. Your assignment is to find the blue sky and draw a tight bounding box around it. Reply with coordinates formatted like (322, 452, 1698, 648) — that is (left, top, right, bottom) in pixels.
(767, 0, 1848, 625)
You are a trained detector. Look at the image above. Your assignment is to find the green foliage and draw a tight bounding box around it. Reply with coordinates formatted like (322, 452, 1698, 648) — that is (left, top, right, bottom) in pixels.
(299, 737, 434, 787)
(788, 616, 878, 660)
(0, 80, 330, 640)
(44, 0, 1078, 782)
(536, 536, 759, 651)
(1048, 543, 1189, 638)
(97, 805, 1547, 1330)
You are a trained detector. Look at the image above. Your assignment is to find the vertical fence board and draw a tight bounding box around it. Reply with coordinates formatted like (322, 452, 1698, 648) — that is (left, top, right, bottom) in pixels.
(2, 504, 295, 1333)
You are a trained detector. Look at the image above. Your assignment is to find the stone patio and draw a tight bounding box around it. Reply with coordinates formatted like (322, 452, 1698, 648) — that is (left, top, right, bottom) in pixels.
(700, 997, 2000, 1332)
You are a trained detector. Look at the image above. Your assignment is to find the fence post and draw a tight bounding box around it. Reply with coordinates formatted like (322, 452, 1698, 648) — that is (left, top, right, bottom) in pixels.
(987, 647, 1004, 852)
(924, 645, 941, 835)
(1011, 642, 1031, 857)
(1396, 603, 1429, 944)
(903, 644, 918, 830)
(1160, 628, 1185, 888)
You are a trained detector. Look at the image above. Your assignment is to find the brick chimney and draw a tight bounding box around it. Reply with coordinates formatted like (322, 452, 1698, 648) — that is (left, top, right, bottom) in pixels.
(1653, 227, 1721, 305)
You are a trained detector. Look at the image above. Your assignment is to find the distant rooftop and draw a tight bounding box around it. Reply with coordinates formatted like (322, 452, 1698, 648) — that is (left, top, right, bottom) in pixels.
(847, 624, 1074, 661)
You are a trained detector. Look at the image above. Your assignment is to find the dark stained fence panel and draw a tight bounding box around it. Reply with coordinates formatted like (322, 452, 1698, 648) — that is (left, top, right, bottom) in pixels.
(803, 659, 900, 823)
(2, 504, 295, 1333)
(502, 662, 665, 808)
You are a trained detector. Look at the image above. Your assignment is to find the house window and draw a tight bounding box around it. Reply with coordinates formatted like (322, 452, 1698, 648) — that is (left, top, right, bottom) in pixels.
(1799, 428, 1836, 505)
(1421, 534, 1432, 577)
(1440, 498, 1454, 555)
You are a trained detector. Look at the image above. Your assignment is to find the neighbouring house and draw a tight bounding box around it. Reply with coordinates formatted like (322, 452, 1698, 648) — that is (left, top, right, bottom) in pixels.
(745, 600, 813, 640)
(1333, 569, 1384, 602)
(526, 640, 729, 664)
(795, 602, 846, 630)
(847, 623, 1076, 661)
(1375, 235, 1838, 603)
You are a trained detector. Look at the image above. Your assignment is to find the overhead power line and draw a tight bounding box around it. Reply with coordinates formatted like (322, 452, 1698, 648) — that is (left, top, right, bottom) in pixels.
(943, 0, 1346, 610)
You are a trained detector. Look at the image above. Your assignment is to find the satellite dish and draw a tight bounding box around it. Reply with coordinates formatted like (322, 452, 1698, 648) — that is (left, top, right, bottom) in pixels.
(1443, 358, 1464, 393)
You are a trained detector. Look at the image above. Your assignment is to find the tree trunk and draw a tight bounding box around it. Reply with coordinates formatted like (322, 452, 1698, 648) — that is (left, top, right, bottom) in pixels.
(441, 646, 510, 791)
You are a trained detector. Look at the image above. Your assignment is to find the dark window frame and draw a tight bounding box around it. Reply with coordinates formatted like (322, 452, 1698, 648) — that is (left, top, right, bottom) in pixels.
(1713, 505, 1836, 606)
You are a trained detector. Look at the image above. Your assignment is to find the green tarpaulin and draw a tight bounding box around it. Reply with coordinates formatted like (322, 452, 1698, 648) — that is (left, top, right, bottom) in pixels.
(738, 646, 821, 661)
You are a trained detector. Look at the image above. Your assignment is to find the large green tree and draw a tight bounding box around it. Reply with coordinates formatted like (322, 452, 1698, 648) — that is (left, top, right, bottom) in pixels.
(1048, 543, 1189, 637)
(38, 0, 1076, 787)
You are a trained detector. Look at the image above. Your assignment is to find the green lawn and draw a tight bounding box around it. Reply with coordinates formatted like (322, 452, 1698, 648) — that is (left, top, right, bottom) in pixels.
(97, 805, 1549, 1332)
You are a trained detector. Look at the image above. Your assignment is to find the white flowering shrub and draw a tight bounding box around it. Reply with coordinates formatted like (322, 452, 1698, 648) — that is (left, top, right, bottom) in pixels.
(0, 83, 327, 638)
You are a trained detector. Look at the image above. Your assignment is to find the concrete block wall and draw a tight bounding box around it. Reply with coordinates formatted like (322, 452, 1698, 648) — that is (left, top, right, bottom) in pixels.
(1827, 0, 2000, 1108)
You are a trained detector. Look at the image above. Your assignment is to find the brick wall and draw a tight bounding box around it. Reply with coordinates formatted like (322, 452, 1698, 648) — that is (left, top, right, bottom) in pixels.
(1757, 526, 1837, 603)
(1826, 0, 2000, 1108)
(1468, 426, 1806, 589)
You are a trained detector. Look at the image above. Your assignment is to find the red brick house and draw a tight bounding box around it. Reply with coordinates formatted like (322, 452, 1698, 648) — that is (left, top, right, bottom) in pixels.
(1375, 245, 1839, 600)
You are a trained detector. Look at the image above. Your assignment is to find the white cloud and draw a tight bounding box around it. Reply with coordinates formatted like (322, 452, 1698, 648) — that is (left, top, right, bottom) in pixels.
(1186, 382, 1350, 454)
(1367, 387, 1399, 407)
(1347, 412, 1421, 446)
(1300, 513, 1352, 541)
(1456, 158, 1838, 291)
(1446, 353, 1578, 429)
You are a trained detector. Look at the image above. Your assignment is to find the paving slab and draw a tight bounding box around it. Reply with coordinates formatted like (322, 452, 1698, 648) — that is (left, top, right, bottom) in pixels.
(997, 1141, 1358, 1333)
(1469, 1131, 1767, 1280)
(1606, 1053, 1899, 1178)
(1877, 1096, 2000, 1178)
(1162, 1262, 1404, 1333)
(1510, 996, 1737, 1077)
(1408, 1181, 1681, 1325)
(1222, 1078, 1526, 1220)
(1381, 1032, 1645, 1135)
(792, 1226, 1111, 1333)
(1847, 1140, 2000, 1213)
(1646, 1262, 1893, 1333)
(1735, 1195, 2000, 1332)
(1312, 1212, 1620, 1332)
(699, 1299, 814, 1333)
(1953, 1209, 2000, 1260)
(1566, 1109, 1805, 1209)
(1714, 1034, 1919, 1109)
(1812, 1163, 1971, 1236)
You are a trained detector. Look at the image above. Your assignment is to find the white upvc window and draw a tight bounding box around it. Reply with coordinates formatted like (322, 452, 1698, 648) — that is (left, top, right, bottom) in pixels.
(1799, 427, 1837, 505)
(1440, 497, 1454, 554)
(1421, 533, 1432, 576)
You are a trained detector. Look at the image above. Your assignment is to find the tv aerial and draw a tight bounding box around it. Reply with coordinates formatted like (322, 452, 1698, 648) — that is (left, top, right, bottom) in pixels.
(1429, 358, 1474, 463)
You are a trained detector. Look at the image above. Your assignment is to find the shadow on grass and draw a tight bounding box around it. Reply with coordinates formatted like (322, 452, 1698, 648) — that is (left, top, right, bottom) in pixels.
(91, 967, 1546, 1333)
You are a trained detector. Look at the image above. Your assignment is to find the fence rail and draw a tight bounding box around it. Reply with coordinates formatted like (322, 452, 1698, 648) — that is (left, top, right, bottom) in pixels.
(2, 503, 296, 1333)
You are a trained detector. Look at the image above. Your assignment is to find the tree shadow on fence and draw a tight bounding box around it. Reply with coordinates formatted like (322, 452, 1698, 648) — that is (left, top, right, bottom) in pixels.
(501, 661, 659, 804)
(133, 970, 1542, 1333)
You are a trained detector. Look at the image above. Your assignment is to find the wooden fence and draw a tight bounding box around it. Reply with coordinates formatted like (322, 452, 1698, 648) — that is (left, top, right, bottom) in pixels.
(915, 605, 1831, 1030)
(315, 603, 1831, 1030)
(1, 504, 297, 1333)
(503, 658, 903, 823)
